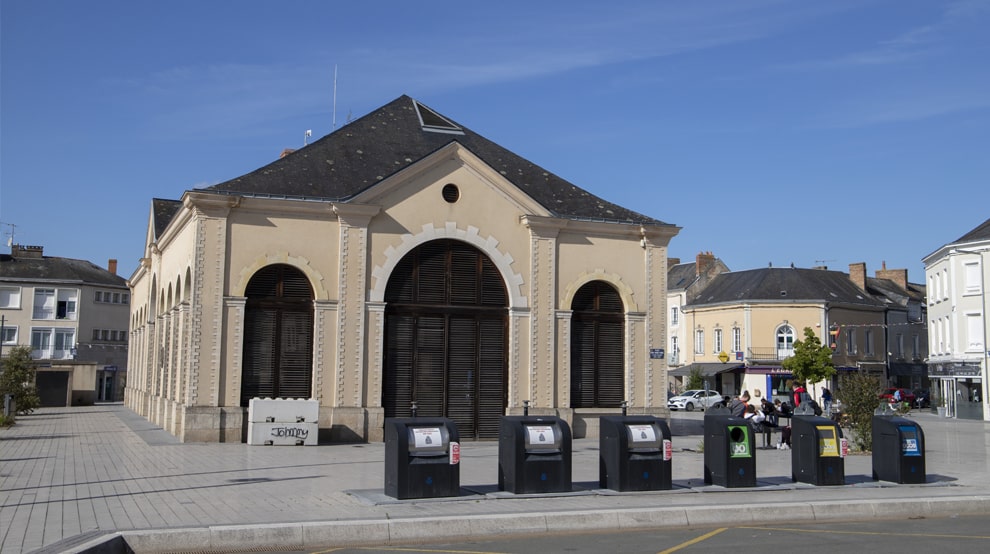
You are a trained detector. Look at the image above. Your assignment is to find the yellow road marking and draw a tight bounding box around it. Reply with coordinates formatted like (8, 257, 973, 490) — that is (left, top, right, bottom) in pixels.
(738, 525, 990, 540)
(657, 527, 728, 554)
(314, 546, 516, 554)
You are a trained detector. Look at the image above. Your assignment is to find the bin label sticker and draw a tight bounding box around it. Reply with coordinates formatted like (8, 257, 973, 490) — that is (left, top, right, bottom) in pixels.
(840, 437, 849, 458)
(817, 426, 839, 457)
(412, 427, 442, 449)
(663, 439, 673, 461)
(449, 442, 460, 465)
(899, 426, 921, 456)
(628, 424, 657, 443)
(527, 425, 555, 445)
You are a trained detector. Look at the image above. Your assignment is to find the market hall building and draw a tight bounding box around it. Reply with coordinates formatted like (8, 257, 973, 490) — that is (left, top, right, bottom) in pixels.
(126, 96, 679, 443)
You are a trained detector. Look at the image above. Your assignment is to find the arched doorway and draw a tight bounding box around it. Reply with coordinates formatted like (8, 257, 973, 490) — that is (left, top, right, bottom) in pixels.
(240, 264, 314, 406)
(384, 239, 508, 440)
(570, 280, 625, 408)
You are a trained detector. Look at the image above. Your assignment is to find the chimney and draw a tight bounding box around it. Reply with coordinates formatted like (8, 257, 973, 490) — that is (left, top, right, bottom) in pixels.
(108, 259, 118, 275)
(876, 267, 908, 290)
(11, 244, 44, 258)
(279, 148, 296, 159)
(667, 257, 681, 266)
(696, 251, 716, 277)
(849, 262, 867, 291)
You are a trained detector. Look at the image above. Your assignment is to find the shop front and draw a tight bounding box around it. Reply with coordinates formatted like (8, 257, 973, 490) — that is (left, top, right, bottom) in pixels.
(928, 363, 984, 420)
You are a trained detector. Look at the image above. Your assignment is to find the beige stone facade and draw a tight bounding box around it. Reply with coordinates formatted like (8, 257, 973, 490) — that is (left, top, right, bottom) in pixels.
(126, 98, 678, 442)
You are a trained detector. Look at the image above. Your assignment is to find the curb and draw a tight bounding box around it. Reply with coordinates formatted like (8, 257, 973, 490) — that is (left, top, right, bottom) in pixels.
(61, 495, 990, 553)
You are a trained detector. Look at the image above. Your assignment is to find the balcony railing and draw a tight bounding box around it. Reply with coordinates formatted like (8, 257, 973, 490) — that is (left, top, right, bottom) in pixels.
(747, 347, 794, 362)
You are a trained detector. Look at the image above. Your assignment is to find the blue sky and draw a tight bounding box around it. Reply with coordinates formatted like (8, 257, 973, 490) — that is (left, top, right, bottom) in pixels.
(2, 0, 988, 282)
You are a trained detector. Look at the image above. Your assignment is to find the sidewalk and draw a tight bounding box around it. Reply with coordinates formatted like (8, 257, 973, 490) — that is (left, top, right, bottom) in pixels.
(1, 404, 988, 554)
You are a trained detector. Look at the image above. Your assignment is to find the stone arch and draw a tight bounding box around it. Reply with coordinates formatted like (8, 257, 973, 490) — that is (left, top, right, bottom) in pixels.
(232, 253, 329, 300)
(370, 223, 526, 308)
(562, 270, 638, 313)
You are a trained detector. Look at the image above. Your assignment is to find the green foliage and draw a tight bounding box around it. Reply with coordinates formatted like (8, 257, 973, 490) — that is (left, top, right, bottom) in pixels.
(0, 346, 41, 417)
(686, 366, 705, 391)
(782, 327, 836, 386)
(836, 370, 884, 451)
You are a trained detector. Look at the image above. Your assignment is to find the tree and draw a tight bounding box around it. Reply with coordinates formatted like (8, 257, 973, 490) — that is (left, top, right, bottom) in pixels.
(0, 345, 41, 416)
(782, 327, 836, 393)
(686, 366, 705, 391)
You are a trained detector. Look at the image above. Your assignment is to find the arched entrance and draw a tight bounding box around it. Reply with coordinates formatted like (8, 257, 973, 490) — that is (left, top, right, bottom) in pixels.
(384, 239, 508, 440)
(240, 264, 314, 406)
(570, 280, 625, 408)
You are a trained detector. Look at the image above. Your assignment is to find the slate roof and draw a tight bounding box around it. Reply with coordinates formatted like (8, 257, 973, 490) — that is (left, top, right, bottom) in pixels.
(686, 267, 885, 308)
(954, 217, 990, 243)
(152, 199, 183, 240)
(866, 276, 925, 308)
(157, 96, 664, 231)
(667, 262, 699, 291)
(0, 253, 126, 287)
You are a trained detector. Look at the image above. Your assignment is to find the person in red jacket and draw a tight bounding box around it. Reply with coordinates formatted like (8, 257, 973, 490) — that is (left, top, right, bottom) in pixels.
(792, 382, 807, 407)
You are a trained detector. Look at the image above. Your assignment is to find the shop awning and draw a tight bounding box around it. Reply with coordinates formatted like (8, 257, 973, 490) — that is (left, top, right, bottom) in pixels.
(668, 362, 744, 377)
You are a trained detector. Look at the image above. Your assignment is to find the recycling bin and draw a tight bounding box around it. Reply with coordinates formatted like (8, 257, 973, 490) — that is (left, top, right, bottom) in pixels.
(791, 414, 846, 485)
(872, 415, 926, 484)
(498, 416, 572, 494)
(703, 406, 756, 487)
(599, 415, 672, 491)
(384, 418, 460, 499)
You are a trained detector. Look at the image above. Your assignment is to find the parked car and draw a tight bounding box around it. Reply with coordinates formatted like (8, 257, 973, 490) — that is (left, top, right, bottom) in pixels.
(912, 389, 931, 409)
(880, 388, 916, 406)
(667, 389, 723, 411)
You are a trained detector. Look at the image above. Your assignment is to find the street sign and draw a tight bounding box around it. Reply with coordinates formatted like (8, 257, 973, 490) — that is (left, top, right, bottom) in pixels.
(650, 348, 665, 359)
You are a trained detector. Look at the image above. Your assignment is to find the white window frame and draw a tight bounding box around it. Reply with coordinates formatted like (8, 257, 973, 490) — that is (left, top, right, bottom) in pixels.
(964, 262, 982, 295)
(966, 312, 984, 351)
(0, 286, 22, 309)
(670, 306, 679, 326)
(694, 329, 705, 355)
(31, 327, 76, 359)
(1, 324, 17, 344)
(732, 327, 741, 352)
(713, 328, 723, 354)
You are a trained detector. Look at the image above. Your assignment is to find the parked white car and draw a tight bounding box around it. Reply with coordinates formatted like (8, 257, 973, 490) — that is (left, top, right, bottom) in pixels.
(667, 389, 723, 412)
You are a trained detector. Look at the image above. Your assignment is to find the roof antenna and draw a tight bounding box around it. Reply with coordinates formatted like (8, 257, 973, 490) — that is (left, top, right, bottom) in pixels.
(332, 64, 338, 131)
(304, 129, 312, 146)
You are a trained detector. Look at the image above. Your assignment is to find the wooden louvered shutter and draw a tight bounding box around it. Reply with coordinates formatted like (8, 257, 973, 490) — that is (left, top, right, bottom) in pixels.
(570, 281, 624, 408)
(571, 319, 597, 408)
(414, 315, 446, 417)
(242, 308, 277, 404)
(477, 317, 506, 437)
(384, 315, 415, 418)
(278, 309, 314, 398)
(596, 320, 624, 407)
(446, 316, 478, 432)
(241, 264, 314, 406)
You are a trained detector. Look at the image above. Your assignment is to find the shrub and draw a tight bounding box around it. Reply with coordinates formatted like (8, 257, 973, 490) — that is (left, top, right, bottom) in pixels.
(836, 370, 883, 451)
(0, 345, 42, 417)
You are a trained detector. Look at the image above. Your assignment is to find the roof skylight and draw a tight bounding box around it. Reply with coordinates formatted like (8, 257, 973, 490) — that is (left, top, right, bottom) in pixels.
(414, 100, 464, 135)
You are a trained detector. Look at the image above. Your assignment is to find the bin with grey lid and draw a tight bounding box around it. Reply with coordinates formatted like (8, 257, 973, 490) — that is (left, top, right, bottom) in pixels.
(384, 418, 460, 499)
(498, 416, 572, 494)
(791, 404, 846, 486)
(703, 405, 756, 488)
(872, 414, 925, 484)
(599, 415, 672, 491)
